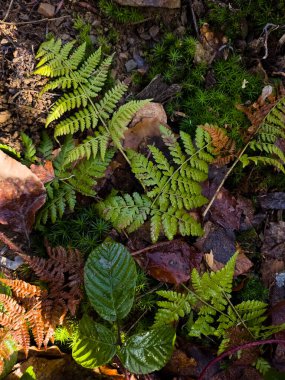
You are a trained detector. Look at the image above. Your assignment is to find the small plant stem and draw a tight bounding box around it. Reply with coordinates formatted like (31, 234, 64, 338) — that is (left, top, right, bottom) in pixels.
(125, 309, 148, 336)
(198, 339, 285, 380)
(181, 284, 236, 323)
(222, 290, 255, 340)
(203, 140, 250, 218)
(151, 142, 212, 208)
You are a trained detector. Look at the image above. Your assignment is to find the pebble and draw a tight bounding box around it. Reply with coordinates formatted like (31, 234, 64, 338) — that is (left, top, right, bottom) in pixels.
(149, 25, 159, 39)
(125, 59, 138, 72)
(37, 3, 55, 18)
(0, 39, 9, 45)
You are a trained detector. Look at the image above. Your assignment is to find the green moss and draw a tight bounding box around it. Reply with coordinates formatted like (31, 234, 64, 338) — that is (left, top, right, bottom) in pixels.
(236, 276, 269, 303)
(98, 0, 144, 24)
(147, 31, 263, 137)
(206, 0, 285, 39)
(40, 204, 110, 254)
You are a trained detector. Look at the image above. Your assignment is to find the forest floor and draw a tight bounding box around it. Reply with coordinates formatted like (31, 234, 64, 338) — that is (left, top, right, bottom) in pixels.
(1, 0, 285, 379)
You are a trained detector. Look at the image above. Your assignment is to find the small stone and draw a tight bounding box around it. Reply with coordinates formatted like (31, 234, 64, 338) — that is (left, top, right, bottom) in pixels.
(0, 39, 9, 45)
(0, 111, 11, 124)
(125, 59, 138, 72)
(90, 35, 97, 45)
(149, 25, 159, 39)
(38, 3, 55, 18)
(92, 19, 102, 27)
(140, 33, 151, 41)
(60, 34, 70, 41)
(119, 52, 129, 60)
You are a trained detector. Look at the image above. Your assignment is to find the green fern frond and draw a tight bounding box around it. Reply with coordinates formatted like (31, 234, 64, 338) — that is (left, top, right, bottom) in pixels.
(108, 100, 150, 149)
(36, 184, 76, 225)
(96, 192, 151, 232)
(65, 129, 110, 163)
(0, 144, 20, 158)
(37, 131, 53, 160)
(254, 357, 271, 375)
(243, 96, 285, 172)
(68, 149, 115, 196)
(153, 291, 196, 328)
(21, 132, 37, 163)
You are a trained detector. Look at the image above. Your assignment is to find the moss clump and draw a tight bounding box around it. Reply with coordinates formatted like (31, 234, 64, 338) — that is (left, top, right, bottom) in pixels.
(40, 205, 110, 253)
(148, 32, 262, 137)
(206, 0, 285, 39)
(236, 276, 269, 303)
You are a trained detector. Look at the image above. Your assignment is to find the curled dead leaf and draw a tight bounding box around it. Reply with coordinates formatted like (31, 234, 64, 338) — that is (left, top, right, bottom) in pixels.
(0, 151, 46, 235)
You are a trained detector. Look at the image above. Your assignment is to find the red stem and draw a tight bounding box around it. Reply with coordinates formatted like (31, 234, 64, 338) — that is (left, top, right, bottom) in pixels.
(198, 339, 285, 380)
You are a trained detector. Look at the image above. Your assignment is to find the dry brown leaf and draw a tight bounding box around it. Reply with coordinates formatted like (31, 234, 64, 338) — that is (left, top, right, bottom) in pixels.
(204, 250, 253, 276)
(135, 240, 202, 284)
(124, 103, 169, 151)
(0, 150, 46, 235)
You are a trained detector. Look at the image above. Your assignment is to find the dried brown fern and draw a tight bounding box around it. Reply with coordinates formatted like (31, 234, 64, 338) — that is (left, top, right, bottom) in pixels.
(0, 234, 84, 370)
(201, 123, 236, 166)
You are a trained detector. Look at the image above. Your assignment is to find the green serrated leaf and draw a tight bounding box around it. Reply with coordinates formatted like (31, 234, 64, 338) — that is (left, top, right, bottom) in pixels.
(72, 315, 116, 368)
(118, 326, 175, 374)
(84, 242, 137, 322)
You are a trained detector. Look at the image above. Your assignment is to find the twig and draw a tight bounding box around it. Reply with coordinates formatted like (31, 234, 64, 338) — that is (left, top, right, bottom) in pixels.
(0, 232, 25, 255)
(1, 0, 15, 22)
(131, 240, 177, 256)
(0, 15, 71, 26)
(188, 0, 201, 42)
(76, 1, 98, 14)
(198, 339, 285, 380)
(202, 141, 250, 218)
(261, 23, 280, 60)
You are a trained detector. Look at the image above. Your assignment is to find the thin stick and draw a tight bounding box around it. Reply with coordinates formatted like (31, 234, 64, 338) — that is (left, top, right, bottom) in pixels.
(202, 141, 250, 218)
(188, 0, 201, 42)
(0, 15, 71, 26)
(131, 240, 177, 256)
(0, 232, 25, 255)
(198, 339, 285, 380)
(2, 0, 15, 22)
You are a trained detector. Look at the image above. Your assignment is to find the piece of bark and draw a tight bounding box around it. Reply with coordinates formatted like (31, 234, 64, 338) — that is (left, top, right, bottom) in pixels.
(135, 74, 181, 103)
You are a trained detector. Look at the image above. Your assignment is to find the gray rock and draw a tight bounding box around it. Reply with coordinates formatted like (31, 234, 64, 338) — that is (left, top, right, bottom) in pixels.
(125, 59, 138, 72)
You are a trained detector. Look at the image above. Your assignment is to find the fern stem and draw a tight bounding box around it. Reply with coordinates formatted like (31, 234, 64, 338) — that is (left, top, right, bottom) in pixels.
(221, 290, 255, 340)
(151, 142, 212, 208)
(181, 284, 236, 323)
(198, 339, 285, 380)
(75, 76, 132, 166)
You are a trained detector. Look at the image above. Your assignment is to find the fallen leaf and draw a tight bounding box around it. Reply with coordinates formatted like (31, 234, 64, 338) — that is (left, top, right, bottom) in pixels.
(270, 301, 285, 372)
(261, 259, 285, 286)
(123, 103, 169, 151)
(0, 150, 46, 236)
(195, 222, 236, 264)
(262, 221, 285, 259)
(203, 183, 242, 230)
(258, 192, 285, 210)
(98, 365, 125, 379)
(30, 161, 55, 184)
(135, 240, 202, 284)
(204, 249, 253, 276)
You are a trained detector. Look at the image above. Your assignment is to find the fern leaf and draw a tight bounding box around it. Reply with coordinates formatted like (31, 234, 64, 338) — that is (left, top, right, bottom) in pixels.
(21, 132, 36, 163)
(37, 131, 53, 160)
(154, 291, 196, 328)
(109, 100, 149, 149)
(96, 192, 151, 231)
